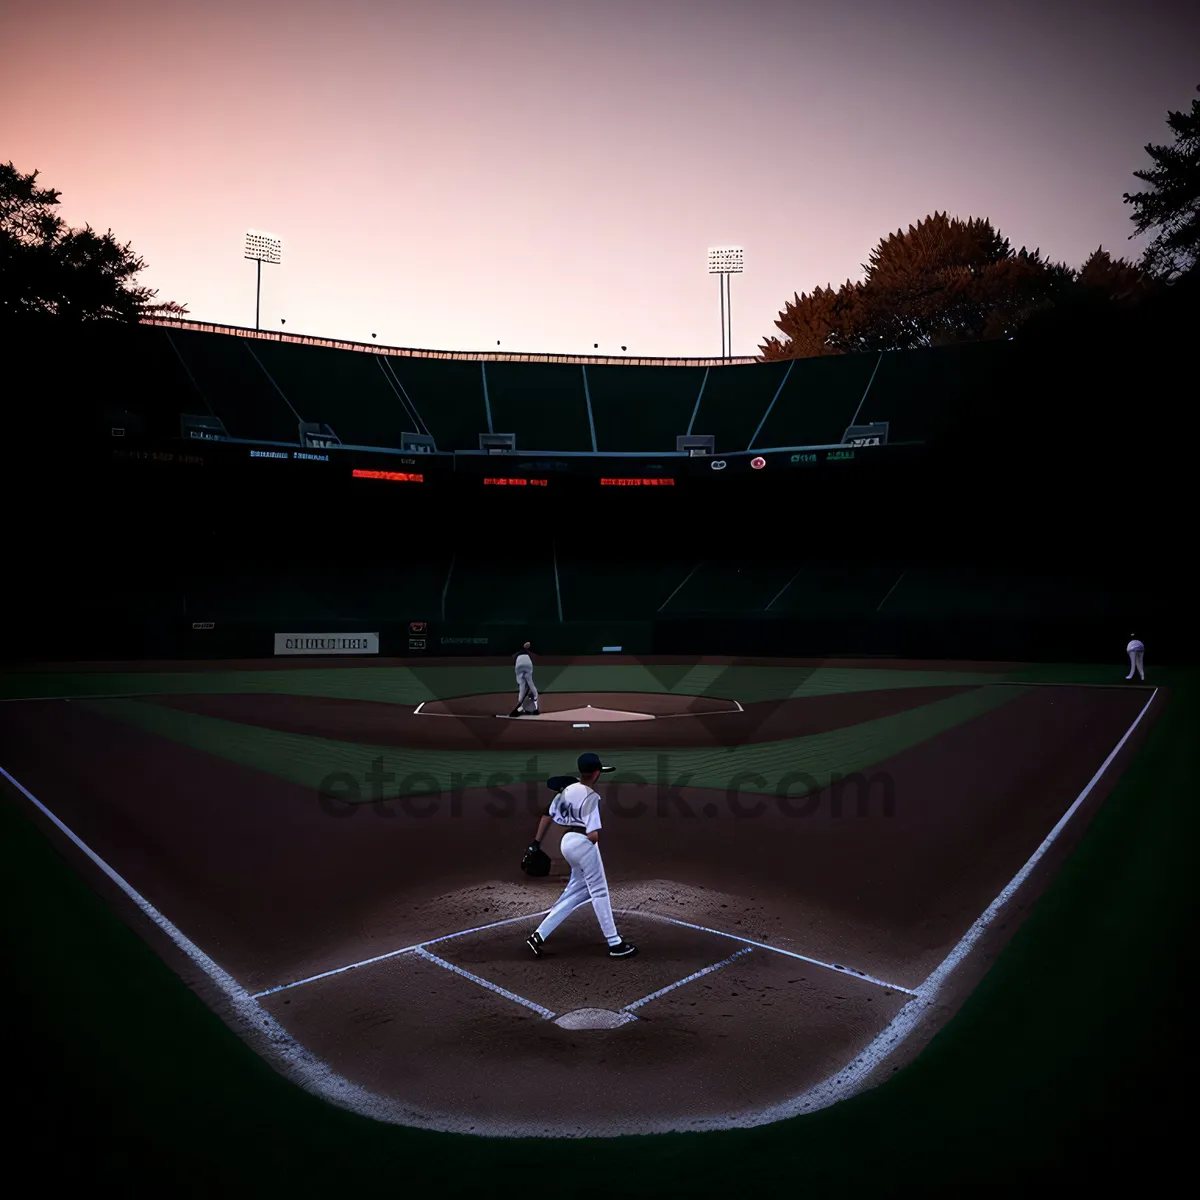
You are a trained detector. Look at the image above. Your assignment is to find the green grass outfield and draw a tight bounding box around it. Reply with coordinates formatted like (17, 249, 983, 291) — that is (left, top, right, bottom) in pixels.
(77, 682, 1021, 801)
(0, 660, 1005, 703)
(1, 661, 1192, 1194)
(5, 661, 1027, 801)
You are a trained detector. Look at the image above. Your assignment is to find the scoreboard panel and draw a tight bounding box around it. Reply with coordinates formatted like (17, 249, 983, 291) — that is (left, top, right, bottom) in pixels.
(107, 429, 922, 491)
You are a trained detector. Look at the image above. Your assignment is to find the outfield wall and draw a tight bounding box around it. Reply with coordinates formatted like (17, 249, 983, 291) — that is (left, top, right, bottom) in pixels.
(6, 611, 1186, 666)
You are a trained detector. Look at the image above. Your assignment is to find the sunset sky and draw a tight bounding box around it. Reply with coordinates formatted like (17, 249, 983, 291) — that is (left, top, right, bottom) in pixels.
(3, 0, 1196, 357)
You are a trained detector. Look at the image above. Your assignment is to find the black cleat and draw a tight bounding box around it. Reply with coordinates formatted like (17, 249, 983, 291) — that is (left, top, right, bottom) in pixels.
(607, 941, 637, 958)
(526, 931, 544, 957)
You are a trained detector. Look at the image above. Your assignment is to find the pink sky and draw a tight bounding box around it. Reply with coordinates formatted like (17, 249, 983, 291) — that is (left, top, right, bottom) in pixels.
(3, 0, 1196, 356)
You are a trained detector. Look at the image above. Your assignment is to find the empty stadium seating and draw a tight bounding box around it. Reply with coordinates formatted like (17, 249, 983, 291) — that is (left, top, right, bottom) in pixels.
(747, 354, 879, 450)
(690, 359, 791, 451)
(555, 556, 698, 620)
(10, 311, 1185, 664)
(442, 550, 561, 623)
(758, 563, 905, 618)
(878, 566, 1158, 621)
(382, 356, 488, 451)
(584, 365, 708, 452)
(65, 320, 1029, 455)
(166, 328, 298, 443)
(481, 363, 594, 452)
(656, 559, 799, 615)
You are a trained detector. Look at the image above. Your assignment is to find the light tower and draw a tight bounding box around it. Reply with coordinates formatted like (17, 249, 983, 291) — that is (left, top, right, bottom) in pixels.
(244, 230, 282, 331)
(707, 245, 743, 359)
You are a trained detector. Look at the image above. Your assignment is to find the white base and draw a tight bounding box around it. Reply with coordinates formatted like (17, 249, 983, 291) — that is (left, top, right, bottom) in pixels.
(553, 1008, 637, 1030)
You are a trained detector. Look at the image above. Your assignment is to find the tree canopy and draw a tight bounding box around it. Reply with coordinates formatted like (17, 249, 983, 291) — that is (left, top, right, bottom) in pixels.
(0, 161, 187, 324)
(760, 214, 1156, 361)
(1123, 84, 1200, 279)
(761, 88, 1200, 362)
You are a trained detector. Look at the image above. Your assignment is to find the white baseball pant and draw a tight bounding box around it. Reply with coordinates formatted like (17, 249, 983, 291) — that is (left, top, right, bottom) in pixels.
(534, 832, 621, 946)
(1126, 650, 1145, 680)
(515, 664, 539, 710)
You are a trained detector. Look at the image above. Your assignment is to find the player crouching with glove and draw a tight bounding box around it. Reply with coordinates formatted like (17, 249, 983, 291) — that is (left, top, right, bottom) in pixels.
(521, 752, 637, 959)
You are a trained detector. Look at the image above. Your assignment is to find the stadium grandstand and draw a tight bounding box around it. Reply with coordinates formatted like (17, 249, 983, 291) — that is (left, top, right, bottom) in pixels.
(5, 310, 1183, 665)
(81, 315, 989, 454)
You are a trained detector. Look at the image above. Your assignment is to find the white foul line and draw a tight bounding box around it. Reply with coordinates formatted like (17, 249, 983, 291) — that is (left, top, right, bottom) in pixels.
(614, 909, 917, 995)
(915, 685, 1159, 998)
(741, 685, 1161, 1129)
(0, 683, 1161, 1137)
(414, 947, 557, 1019)
(263, 915, 754, 1021)
(0, 761, 410, 1128)
(653, 700, 744, 720)
(253, 908, 551, 998)
(259, 902, 915, 1003)
(254, 946, 422, 998)
(623, 947, 753, 1012)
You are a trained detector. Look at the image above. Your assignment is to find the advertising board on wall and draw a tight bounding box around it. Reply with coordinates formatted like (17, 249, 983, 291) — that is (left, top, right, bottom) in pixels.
(273, 633, 379, 656)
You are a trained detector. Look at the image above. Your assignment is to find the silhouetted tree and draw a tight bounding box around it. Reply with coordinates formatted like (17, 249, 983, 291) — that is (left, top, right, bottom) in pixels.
(851, 213, 1074, 350)
(1123, 85, 1200, 278)
(1075, 247, 1158, 302)
(761, 213, 1072, 360)
(0, 161, 187, 323)
(759, 282, 862, 361)
(1008, 246, 1161, 348)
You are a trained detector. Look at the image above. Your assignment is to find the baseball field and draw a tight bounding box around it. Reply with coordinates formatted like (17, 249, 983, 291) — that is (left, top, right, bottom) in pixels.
(0, 654, 1178, 1162)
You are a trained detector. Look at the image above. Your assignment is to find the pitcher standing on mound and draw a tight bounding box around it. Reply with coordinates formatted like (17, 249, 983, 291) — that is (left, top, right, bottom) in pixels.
(511, 642, 539, 716)
(525, 753, 637, 959)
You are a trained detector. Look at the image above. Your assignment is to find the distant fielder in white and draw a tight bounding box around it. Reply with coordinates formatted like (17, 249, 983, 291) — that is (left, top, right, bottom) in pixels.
(510, 641, 539, 717)
(525, 753, 638, 959)
(1126, 635, 1146, 681)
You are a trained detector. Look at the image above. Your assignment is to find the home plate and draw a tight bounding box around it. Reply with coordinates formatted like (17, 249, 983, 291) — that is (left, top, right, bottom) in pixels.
(553, 1008, 637, 1030)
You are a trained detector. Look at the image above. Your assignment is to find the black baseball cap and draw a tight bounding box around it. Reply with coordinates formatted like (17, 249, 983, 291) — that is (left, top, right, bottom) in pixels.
(578, 752, 615, 774)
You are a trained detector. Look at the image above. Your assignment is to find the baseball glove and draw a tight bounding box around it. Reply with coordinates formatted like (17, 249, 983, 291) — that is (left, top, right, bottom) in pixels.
(521, 840, 551, 877)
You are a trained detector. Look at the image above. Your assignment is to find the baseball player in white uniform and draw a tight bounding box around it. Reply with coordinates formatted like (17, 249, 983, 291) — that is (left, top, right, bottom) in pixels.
(525, 753, 637, 958)
(1126, 636, 1145, 680)
(510, 642, 539, 717)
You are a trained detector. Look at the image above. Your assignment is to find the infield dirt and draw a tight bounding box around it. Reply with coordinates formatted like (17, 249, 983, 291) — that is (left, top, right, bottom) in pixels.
(0, 681, 1158, 1134)
(150, 683, 981, 750)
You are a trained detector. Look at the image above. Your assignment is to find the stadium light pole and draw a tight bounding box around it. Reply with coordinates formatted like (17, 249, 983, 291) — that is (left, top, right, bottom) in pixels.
(719, 273, 726, 357)
(244, 230, 282, 331)
(707, 246, 743, 360)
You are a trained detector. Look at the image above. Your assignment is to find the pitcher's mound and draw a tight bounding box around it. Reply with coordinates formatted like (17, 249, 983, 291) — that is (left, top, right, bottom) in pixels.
(500, 705, 654, 723)
(552, 1008, 637, 1030)
(420, 692, 740, 720)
